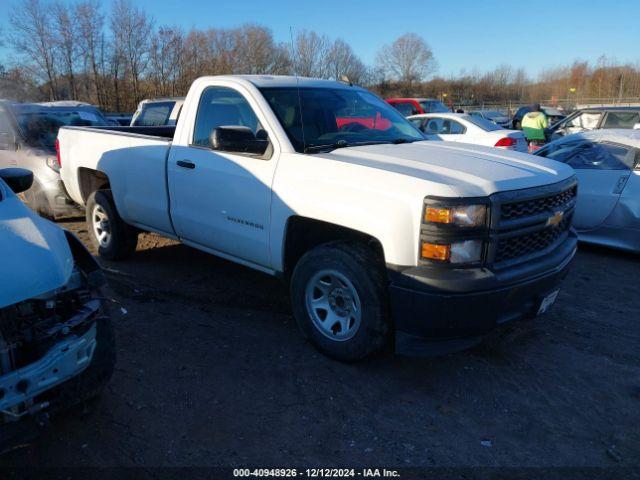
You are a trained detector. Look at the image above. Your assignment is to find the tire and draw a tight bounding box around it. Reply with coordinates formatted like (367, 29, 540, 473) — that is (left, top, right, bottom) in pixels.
(86, 189, 138, 260)
(20, 178, 55, 220)
(290, 242, 390, 361)
(51, 313, 116, 409)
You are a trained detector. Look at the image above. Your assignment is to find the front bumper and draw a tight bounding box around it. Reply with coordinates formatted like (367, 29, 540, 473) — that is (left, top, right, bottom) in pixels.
(390, 234, 577, 356)
(0, 324, 97, 416)
(0, 300, 101, 417)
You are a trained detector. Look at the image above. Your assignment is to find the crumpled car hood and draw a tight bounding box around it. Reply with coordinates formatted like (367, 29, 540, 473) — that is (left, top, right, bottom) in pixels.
(0, 186, 73, 309)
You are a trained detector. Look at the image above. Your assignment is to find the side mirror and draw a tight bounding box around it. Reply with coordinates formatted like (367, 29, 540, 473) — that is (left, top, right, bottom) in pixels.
(0, 131, 16, 151)
(210, 126, 268, 156)
(0, 168, 33, 194)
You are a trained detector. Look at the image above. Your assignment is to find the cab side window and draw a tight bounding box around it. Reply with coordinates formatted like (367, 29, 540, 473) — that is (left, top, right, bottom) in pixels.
(193, 87, 260, 148)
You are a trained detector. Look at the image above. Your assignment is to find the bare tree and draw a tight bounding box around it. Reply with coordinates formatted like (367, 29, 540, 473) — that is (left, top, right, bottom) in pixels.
(75, 0, 106, 107)
(53, 2, 79, 99)
(293, 30, 329, 78)
(231, 24, 291, 75)
(9, 0, 60, 99)
(325, 39, 367, 84)
(375, 33, 436, 86)
(150, 26, 184, 96)
(110, 0, 154, 105)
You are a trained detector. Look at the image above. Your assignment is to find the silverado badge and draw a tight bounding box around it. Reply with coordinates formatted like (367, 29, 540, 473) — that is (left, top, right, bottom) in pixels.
(546, 210, 564, 227)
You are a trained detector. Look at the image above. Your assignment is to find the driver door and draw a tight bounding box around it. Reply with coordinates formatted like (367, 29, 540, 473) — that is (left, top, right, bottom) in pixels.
(565, 141, 635, 230)
(167, 85, 277, 268)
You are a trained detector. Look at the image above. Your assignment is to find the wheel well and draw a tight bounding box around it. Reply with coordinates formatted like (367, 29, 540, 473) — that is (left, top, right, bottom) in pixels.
(78, 168, 110, 204)
(282, 217, 386, 278)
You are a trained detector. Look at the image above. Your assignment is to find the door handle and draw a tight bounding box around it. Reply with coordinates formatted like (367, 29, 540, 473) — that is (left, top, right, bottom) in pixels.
(177, 160, 196, 169)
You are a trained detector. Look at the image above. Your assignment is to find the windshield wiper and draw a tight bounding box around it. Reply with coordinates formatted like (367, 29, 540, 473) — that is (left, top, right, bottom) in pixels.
(304, 140, 349, 153)
(305, 139, 414, 154)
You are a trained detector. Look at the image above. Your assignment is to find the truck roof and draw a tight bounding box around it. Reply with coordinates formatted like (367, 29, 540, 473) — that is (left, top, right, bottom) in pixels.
(202, 75, 359, 90)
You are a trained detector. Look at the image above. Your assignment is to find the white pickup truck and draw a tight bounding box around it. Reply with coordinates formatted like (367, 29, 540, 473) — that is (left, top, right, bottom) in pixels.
(58, 75, 578, 360)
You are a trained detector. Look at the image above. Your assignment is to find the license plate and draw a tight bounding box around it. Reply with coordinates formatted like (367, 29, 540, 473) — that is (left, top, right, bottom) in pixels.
(537, 290, 560, 315)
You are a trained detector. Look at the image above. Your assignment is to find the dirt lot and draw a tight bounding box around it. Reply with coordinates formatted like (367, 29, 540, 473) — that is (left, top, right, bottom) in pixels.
(2, 218, 640, 473)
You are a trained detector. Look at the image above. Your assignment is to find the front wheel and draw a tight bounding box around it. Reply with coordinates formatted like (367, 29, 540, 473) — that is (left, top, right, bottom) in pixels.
(290, 242, 390, 361)
(86, 190, 138, 260)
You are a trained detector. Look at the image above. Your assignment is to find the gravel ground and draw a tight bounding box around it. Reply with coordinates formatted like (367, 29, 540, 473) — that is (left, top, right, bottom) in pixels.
(2, 218, 639, 473)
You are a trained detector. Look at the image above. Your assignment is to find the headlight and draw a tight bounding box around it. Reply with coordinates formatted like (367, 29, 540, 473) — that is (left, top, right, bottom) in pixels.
(424, 204, 487, 228)
(421, 239, 483, 264)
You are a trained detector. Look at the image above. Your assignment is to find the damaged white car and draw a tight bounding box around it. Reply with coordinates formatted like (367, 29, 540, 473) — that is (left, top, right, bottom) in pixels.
(0, 167, 115, 449)
(534, 129, 640, 253)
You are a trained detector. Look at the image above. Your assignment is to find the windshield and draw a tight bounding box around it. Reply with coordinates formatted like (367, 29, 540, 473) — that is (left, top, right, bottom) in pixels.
(13, 107, 108, 149)
(465, 115, 504, 131)
(260, 87, 425, 153)
(536, 139, 634, 170)
(420, 100, 449, 113)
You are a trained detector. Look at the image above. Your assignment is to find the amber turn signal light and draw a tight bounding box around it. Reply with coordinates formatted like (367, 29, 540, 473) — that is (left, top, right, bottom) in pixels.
(425, 207, 453, 224)
(421, 242, 451, 261)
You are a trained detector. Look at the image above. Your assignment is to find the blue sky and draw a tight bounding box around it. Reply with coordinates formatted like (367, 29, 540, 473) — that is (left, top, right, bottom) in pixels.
(1, 0, 639, 78)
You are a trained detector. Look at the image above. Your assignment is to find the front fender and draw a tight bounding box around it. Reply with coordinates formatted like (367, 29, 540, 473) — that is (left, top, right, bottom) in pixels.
(270, 159, 425, 270)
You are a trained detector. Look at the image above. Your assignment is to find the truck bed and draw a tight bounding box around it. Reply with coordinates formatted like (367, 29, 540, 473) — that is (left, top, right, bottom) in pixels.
(90, 125, 176, 139)
(58, 125, 175, 236)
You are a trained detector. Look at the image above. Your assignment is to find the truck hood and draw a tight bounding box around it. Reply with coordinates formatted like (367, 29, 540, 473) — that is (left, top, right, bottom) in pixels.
(0, 191, 73, 309)
(316, 141, 574, 197)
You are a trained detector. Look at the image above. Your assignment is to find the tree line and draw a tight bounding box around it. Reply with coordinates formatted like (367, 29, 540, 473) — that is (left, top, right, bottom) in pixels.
(1, 0, 639, 112)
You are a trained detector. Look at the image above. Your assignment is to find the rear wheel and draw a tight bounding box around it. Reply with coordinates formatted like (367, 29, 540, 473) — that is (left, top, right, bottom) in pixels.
(290, 242, 390, 361)
(86, 190, 138, 260)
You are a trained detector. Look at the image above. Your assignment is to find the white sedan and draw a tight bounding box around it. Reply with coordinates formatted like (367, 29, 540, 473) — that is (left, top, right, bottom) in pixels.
(408, 112, 528, 153)
(534, 129, 640, 252)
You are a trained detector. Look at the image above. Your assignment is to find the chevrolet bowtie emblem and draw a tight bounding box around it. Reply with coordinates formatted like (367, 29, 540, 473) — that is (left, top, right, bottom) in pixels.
(546, 210, 564, 226)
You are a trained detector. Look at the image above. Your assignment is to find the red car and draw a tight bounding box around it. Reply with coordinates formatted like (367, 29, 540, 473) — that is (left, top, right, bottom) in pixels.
(387, 98, 450, 116)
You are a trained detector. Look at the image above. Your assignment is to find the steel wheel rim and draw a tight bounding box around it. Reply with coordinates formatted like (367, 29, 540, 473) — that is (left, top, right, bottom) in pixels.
(305, 269, 362, 342)
(92, 204, 112, 247)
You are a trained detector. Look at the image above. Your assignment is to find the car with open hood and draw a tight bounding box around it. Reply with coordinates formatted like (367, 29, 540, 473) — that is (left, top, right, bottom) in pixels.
(534, 129, 640, 253)
(0, 167, 115, 448)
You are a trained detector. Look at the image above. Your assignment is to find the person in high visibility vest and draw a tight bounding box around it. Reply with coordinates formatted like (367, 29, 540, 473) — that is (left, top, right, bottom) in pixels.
(521, 104, 548, 145)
